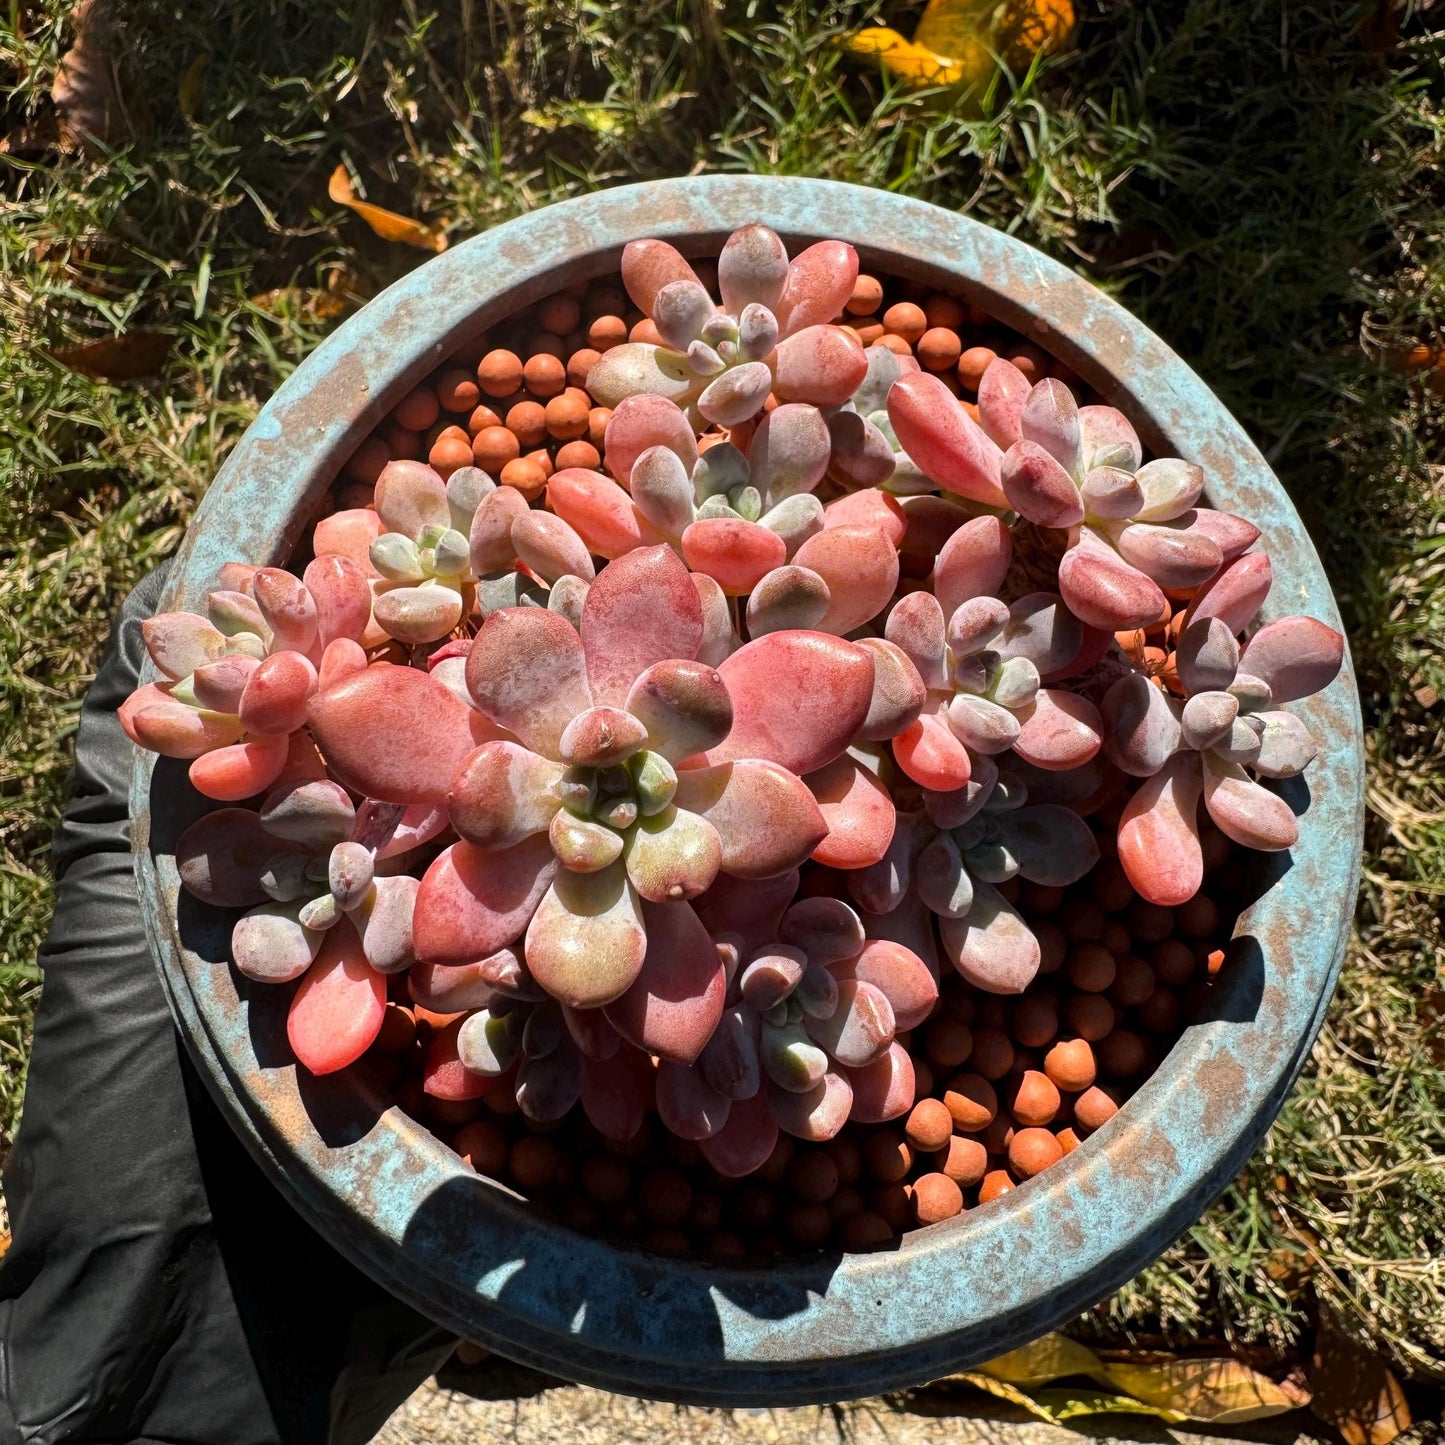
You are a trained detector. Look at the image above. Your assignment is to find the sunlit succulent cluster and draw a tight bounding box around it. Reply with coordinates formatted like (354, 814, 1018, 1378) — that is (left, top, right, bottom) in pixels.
(124, 223, 1344, 1168)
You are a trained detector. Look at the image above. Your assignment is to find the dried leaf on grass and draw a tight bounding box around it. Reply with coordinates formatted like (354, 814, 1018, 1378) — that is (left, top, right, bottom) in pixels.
(177, 53, 209, 123)
(327, 166, 447, 253)
(50, 0, 132, 153)
(48, 333, 172, 380)
(931, 1331, 1303, 1424)
(1311, 1314, 1413, 1445)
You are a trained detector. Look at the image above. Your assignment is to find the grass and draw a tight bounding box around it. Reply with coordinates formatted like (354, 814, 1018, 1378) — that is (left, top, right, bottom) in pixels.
(3, 0, 1444, 1380)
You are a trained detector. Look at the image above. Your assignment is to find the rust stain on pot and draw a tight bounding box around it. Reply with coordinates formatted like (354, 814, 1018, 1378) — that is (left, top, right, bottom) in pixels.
(131, 176, 1364, 1408)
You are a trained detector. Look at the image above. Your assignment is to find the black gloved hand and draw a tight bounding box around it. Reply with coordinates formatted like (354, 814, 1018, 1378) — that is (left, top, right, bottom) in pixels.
(0, 567, 457, 1445)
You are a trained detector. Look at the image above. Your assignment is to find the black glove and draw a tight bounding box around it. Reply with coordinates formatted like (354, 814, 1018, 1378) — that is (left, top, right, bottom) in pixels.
(0, 567, 458, 1445)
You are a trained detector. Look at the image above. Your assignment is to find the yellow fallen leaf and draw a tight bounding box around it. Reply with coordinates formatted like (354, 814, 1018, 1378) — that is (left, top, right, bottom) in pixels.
(1311, 1314, 1412, 1445)
(327, 165, 448, 253)
(1099, 1357, 1300, 1425)
(917, 0, 1077, 71)
(48, 331, 173, 380)
(840, 27, 979, 88)
(178, 52, 210, 123)
(976, 1331, 1102, 1387)
(954, 1371, 1187, 1424)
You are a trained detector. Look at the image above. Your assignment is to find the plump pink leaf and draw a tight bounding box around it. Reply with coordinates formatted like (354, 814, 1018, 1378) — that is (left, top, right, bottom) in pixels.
(682, 517, 787, 596)
(1190, 507, 1260, 561)
(546, 467, 664, 561)
(1239, 615, 1344, 703)
(621, 238, 702, 311)
(718, 223, 789, 315)
(1001, 441, 1085, 528)
(1253, 709, 1318, 778)
(606, 899, 725, 1064)
(309, 663, 492, 803)
(121, 685, 245, 758)
(1102, 672, 1183, 776)
(708, 630, 874, 775)
(1080, 465, 1146, 520)
(863, 891, 941, 977)
(767, 1070, 854, 1141)
(1012, 688, 1103, 771)
(580, 1045, 656, 1142)
(772, 325, 868, 407)
(1186, 551, 1273, 635)
(467, 483, 529, 576)
(1078, 405, 1142, 473)
(313, 508, 384, 579)
(697, 361, 773, 427)
(252, 568, 319, 659)
(559, 705, 649, 767)
(190, 654, 260, 714)
(414, 835, 557, 963)
(655, 1060, 732, 1140)
(822, 487, 906, 547)
(750, 403, 831, 501)
(603, 394, 699, 486)
(698, 1087, 778, 1177)
(1133, 458, 1204, 522)
(939, 884, 1041, 994)
(975, 357, 1031, 449)
(826, 411, 897, 491)
(806, 754, 897, 871)
(622, 805, 723, 902)
(915, 832, 973, 918)
(893, 710, 972, 792)
(1020, 378, 1082, 474)
(885, 591, 948, 688)
(855, 638, 927, 742)
(804, 977, 893, 1067)
(465, 607, 593, 755)
(511, 510, 597, 585)
(774, 240, 858, 337)
(845, 1042, 916, 1123)
(189, 736, 290, 802)
(356, 874, 419, 974)
(303, 555, 373, 647)
(651, 278, 715, 350)
(1176, 616, 1241, 695)
(372, 583, 464, 646)
(693, 572, 736, 665)
(791, 524, 899, 634)
(374, 460, 450, 537)
(177, 807, 296, 908)
(621, 447, 692, 546)
(832, 939, 937, 1031)
(934, 514, 1014, 618)
(1058, 528, 1168, 631)
(524, 861, 647, 1008)
(947, 596, 1010, 660)
(1117, 752, 1205, 905)
(287, 919, 386, 1076)
(409, 950, 522, 1013)
(888, 371, 1007, 508)
(142, 612, 227, 679)
(1202, 753, 1299, 850)
(580, 544, 704, 705)
(996, 592, 1083, 678)
(675, 760, 827, 879)
(447, 740, 564, 849)
(746, 564, 831, 636)
(692, 869, 801, 954)
(237, 650, 316, 736)
(626, 659, 734, 761)
(1116, 516, 1224, 590)
(232, 902, 320, 983)
(422, 1018, 494, 1102)
(945, 693, 1020, 755)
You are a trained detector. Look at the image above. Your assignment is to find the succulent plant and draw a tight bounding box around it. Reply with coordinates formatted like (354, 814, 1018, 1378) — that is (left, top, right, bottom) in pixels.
(1102, 556, 1344, 905)
(120, 557, 373, 801)
(586, 225, 867, 426)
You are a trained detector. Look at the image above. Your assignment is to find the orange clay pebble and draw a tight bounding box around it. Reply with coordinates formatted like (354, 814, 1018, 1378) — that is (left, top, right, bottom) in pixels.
(1060, 897, 1105, 942)
(756, 1133, 795, 1183)
(1073, 1085, 1119, 1132)
(1036, 921, 1067, 973)
(455, 1119, 509, 1176)
(1136, 988, 1181, 1034)
(943, 1073, 997, 1132)
(1056, 1126, 1083, 1155)
(870, 1183, 914, 1230)
(509, 1136, 561, 1191)
(1008, 1127, 1063, 1179)
(687, 1192, 724, 1233)
(1110, 955, 1156, 1008)
(1067, 943, 1117, 993)
(1043, 1038, 1096, 1093)
(555, 440, 601, 470)
(840, 1211, 894, 1249)
(381, 424, 419, 459)
(917, 327, 963, 373)
(478, 349, 524, 398)
(1009, 1070, 1061, 1128)
(968, 1025, 1014, 1081)
(343, 437, 391, 487)
(1020, 881, 1064, 914)
(1176, 892, 1219, 937)
(924, 293, 966, 329)
(629, 318, 664, 345)
(877, 333, 913, 356)
(472, 426, 520, 473)
(1064, 992, 1116, 1042)
(912, 1058, 935, 1100)
(847, 275, 884, 316)
(978, 1169, 1015, 1203)
(981, 1110, 1016, 1155)
(936, 1135, 988, 1188)
(1200, 827, 1231, 870)
(904, 1097, 953, 1152)
(428, 425, 474, 477)
(863, 1129, 912, 1183)
(1006, 344, 1049, 383)
(912, 1172, 964, 1224)
(829, 1186, 864, 1222)
(784, 1203, 833, 1247)
(826, 1134, 863, 1184)
(436, 368, 481, 413)
(924, 1013, 973, 1068)
(956, 345, 997, 391)
(587, 314, 628, 351)
(523, 352, 566, 398)
(393, 386, 440, 431)
(1090, 857, 1135, 911)
(1151, 941, 1194, 986)
(1097, 1028, 1150, 1078)
(851, 320, 885, 347)
(567, 348, 601, 389)
(467, 403, 503, 435)
(527, 332, 568, 361)
(1010, 994, 1058, 1049)
(787, 1149, 840, 1204)
(545, 388, 590, 440)
(537, 293, 581, 334)
(882, 301, 927, 344)
(1099, 920, 1132, 957)
(1130, 899, 1175, 942)
(581, 1154, 632, 1205)
(500, 456, 548, 499)
(524, 448, 554, 479)
(639, 1168, 692, 1226)
(506, 400, 547, 449)
(709, 1232, 748, 1260)
(586, 406, 612, 449)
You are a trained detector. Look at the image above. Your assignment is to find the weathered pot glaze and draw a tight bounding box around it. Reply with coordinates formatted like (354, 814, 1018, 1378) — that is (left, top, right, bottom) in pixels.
(130, 176, 1364, 1406)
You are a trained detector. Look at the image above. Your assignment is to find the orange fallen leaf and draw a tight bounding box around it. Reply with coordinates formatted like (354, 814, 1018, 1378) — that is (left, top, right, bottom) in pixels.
(50, 0, 131, 153)
(1310, 1314, 1411, 1445)
(49, 332, 173, 380)
(327, 166, 447, 253)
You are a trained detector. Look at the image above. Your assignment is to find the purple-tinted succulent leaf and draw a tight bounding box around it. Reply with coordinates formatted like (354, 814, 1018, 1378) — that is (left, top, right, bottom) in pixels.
(414, 835, 557, 965)
(467, 483, 529, 575)
(946, 693, 1020, 755)
(651, 278, 716, 351)
(258, 779, 355, 850)
(585, 342, 700, 410)
(516, 1037, 584, 1123)
(740, 946, 808, 1011)
(188, 654, 258, 714)
(232, 901, 320, 983)
(915, 830, 974, 919)
(995, 805, 1100, 887)
(888, 371, 1007, 508)
(374, 460, 450, 538)
(447, 740, 565, 849)
(1239, 615, 1345, 704)
(774, 240, 858, 337)
(1176, 616, 1242, 696)
(832, 939, 938, 1031)
(511, 511, 597, 586)
(947, 595, 1010, 660)
(1253, 709, 1318, 778)
(855, 638, 927, 743)
(1079, 466, 1145, 520)
(697, 1087, 777, 1176)
(1078, 405, 1142, 474)
(802, 977, 893, 1068)
(603, 395, 698, 486)
(580, 1044, 655, 1142)
(1187, 552, 1273, 635)
(1115, 516, 1224, 590)
(845, 1043, 915, 1124)
(697, 1003, 761, 1099)
(372, 583, 464, 646)
(142, 612, 227, 679)
(1019, 378, 1082, 474)
(924, 756, 999, 829)
(767, 1069, 854, 1141)
(845, 808, 926, 915)
(826, 410, 896, 491)
(1213, 716, 1263, 767)
(674, 760, 827, 879)
(975, 357, 1031, 450)
(939, 883, 1040, 994)
(778, 895, 865, 965)
(691, 572, 737, 666)
(1101, 673, 1182, 777)
(456, 1008, 524, 1076)
(1201, 752, 1299, 851)
(562, 1004, 623, 1062)
(655, 1059, 731, 1140)
(1117, 751, 1204, 906)
(1190, 508, 1260, 562)
(933, 514, 1014, 618)
(746, 564, 830, 636)
(697, 360, 773, 426)
(1057, 527, 1168, 631)
(625, 659, 734, 763)
(749, 403, 831, 501)
(252, 568, 319, 659)
(716, 223, 790, 315)
(1181, 690, 1239, 751)
(1002, 439, 1085, 528)
(885, 590, 949, 689)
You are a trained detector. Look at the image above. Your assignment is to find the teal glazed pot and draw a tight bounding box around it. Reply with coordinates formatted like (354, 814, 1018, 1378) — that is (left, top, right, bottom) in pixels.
(130, 175, 1365, 1405)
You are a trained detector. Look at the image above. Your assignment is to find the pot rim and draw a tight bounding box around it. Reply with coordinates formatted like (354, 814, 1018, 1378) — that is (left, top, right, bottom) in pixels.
(130, 174, 1364, 1406)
